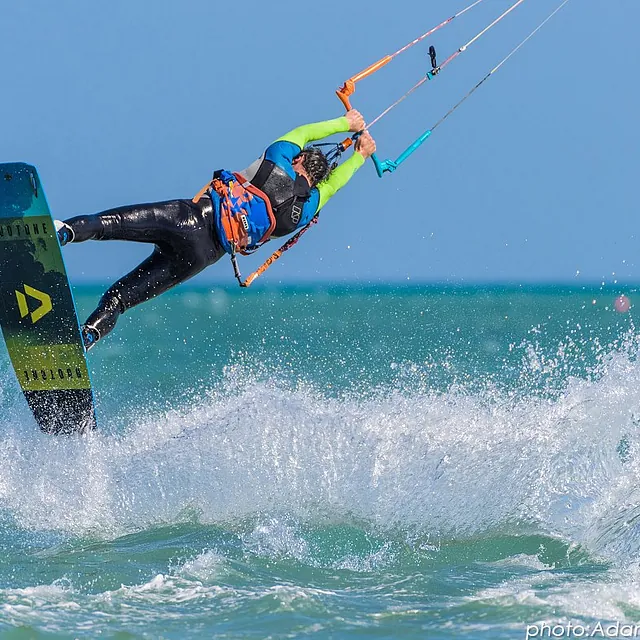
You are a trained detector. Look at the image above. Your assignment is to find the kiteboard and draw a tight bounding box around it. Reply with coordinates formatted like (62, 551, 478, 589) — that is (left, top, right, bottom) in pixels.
(0, 163, 96, 434)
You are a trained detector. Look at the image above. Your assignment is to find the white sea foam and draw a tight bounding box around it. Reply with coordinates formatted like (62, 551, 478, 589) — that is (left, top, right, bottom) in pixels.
(0, 342, 639, 571)
(468, 562, 640, 625)
(0, 565, 337, 635)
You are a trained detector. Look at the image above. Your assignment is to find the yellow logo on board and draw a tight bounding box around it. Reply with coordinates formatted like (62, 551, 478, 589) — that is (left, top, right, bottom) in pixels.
(15, 285, 53, 323)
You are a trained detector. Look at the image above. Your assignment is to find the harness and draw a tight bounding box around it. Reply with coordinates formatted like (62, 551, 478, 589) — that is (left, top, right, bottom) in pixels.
(192, 169, 313, 287)
(193, 169, 275, 255)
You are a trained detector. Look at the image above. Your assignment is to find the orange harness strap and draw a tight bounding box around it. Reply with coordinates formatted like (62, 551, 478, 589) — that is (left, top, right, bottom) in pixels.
(192, 181, 211, 205)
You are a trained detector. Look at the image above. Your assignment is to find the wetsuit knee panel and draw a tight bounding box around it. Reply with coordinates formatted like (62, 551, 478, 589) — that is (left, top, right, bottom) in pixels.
(99, 288, 127, 315)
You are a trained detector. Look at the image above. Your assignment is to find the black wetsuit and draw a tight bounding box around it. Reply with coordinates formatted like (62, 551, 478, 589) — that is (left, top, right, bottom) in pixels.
(65, 198, 225, 342)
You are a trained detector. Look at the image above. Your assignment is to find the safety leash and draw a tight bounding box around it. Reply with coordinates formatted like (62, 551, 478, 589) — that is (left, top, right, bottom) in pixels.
(231, 214, 320, 287)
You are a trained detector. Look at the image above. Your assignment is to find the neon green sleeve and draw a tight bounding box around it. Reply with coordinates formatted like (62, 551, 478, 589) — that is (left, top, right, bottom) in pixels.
(317, 152, 366, 211)
(276, 117, 350, 149)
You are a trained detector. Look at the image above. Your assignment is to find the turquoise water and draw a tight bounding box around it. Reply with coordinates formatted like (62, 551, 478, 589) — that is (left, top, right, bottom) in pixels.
(1, 284, 640, 639)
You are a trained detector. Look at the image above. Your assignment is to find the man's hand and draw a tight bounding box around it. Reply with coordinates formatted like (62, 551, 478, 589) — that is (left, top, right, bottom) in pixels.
(346, 109, 365, 132)
(355, 132, 376, 159)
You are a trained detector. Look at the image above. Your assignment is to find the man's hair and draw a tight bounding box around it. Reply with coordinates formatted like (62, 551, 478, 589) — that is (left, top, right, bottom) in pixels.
(298, 147, 331, 186)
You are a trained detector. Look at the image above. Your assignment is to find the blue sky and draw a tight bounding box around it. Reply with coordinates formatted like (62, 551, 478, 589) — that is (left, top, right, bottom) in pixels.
(2, 0, 637, 285)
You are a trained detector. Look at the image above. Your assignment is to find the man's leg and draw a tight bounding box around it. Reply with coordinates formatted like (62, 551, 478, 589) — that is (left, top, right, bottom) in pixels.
(69, 198, 224, 349)
(60, 200, 190, 246)
(83, 248, 183, 349)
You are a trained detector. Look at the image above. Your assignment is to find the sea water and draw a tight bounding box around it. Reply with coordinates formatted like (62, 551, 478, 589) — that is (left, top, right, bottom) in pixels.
(1, 284, 639, 639)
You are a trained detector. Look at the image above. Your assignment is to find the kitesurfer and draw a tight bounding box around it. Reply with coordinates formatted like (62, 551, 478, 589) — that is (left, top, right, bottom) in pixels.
(55, 110, 376, 350)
